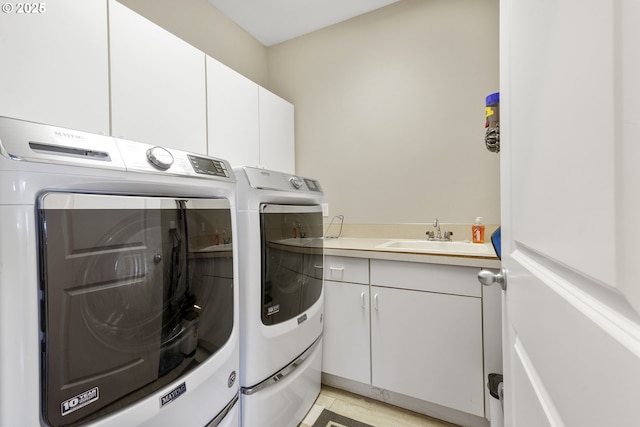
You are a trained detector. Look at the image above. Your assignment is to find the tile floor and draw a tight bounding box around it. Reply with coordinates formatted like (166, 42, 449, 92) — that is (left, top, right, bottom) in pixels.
(299, 385, 460, 427)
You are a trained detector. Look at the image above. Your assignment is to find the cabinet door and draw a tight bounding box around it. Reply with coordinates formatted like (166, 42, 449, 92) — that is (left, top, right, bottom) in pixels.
(206, 56, 260, 167)
(258, 87, 295, 173)
(0, 0, 109, 133)
(322, 280, 370, 384)
(370, 286, 484, 417)
(109, 0, 206, 154)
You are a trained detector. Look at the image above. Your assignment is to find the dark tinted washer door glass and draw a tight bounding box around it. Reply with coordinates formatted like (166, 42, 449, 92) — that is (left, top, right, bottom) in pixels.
(260, 204, 323, 326)
(38, 193, 233, 427)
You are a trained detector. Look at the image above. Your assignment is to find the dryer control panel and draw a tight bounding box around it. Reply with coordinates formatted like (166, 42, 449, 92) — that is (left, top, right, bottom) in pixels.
(242, 166, 322, 193)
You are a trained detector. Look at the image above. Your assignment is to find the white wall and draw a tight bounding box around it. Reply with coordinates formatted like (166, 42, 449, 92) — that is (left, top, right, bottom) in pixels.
(267, 0, 500, 225)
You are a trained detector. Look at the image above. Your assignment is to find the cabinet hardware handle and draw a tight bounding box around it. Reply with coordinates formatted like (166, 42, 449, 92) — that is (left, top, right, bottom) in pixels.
(314, 265, 323, 269)
(360, 292, 365, 308)
(329, 266, 344, 279)
(374, 293, 379, 311)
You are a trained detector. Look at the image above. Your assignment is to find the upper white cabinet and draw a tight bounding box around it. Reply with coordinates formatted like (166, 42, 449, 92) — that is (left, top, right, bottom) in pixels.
(0, 0, 109, 134)
(258, 87, 295, 174)
(109, 0, 207, 154)
(206, 57, 260, 167)
(206, 57, 295, 173)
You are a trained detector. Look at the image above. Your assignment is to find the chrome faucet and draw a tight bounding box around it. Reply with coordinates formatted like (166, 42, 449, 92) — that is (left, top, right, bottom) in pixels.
(426, 218, 453, 241)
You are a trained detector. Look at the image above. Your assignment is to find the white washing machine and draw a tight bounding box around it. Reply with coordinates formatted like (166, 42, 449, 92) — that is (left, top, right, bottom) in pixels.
(235, 167, 324, 427)
(0, 117, 240, 427)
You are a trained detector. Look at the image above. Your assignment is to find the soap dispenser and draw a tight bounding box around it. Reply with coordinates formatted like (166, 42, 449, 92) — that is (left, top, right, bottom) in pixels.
(472, 217, 485, 243)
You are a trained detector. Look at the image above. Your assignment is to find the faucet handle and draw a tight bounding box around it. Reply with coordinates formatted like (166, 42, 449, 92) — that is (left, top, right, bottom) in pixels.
(444, 231, 454, 240)
(426, 231, 434, 239)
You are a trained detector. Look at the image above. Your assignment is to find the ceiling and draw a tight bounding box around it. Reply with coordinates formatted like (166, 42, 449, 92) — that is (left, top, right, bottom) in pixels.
(208, 0, 401, 46)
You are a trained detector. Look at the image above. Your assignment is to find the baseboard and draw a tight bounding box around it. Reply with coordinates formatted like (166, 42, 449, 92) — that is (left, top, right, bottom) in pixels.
(321, 373, 490, 427)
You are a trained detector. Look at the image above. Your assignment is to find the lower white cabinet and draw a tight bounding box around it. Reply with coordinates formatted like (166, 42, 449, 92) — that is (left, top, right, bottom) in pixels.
(323, 256, 370, 383)
(370, 285, 484, 416)
(323, 256, 487, 418)
(323, 280, 370, 384)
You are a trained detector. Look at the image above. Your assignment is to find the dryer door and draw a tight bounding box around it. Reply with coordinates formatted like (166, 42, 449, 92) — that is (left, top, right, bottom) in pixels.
(259, 204, 323, 326)
(38, 193, 234, 427)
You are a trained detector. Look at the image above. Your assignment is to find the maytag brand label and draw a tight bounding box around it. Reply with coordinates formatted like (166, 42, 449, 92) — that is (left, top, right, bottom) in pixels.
(297, 313, 308, 325)
(53, 129, 84, 141)
(160, 382, 187, 407)
(61, 387, 99, 416)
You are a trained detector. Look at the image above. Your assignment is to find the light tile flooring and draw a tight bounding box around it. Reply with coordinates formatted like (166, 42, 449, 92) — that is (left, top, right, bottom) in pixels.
(299, 385, 460, 427)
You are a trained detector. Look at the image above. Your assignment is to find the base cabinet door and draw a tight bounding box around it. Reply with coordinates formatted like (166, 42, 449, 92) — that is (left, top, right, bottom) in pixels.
(370, 285, 485, 417)
(322, 280, 370, 384)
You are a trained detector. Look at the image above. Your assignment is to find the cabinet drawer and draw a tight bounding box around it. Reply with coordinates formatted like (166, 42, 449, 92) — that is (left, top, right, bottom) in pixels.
(370, 259, 480, 297)
(324, 256, 369, 284)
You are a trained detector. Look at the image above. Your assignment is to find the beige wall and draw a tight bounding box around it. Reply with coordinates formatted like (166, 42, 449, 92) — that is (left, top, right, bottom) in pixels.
(116, 0, 268, 86)
(117, 0, 501, 226)
(267, 0, 500, 225)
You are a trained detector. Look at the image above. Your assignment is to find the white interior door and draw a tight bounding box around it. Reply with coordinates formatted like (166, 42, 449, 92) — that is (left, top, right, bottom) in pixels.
(499, 0, 640, 426)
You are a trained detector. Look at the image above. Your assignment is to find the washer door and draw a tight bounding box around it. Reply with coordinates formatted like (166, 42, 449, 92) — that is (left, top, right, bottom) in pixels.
(259, 204, 323, 326)
(38, 193, 234, 426)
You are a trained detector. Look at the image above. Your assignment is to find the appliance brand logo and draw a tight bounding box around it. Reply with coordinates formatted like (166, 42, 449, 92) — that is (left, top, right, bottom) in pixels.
(61, 387, 99, 416)
(54, 130, 84, 141)
(160, 382, 187, 407)
(297, 313, 308, 325)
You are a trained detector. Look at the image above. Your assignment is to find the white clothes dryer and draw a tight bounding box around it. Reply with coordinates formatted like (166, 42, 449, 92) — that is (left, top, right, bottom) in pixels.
(0, 117, 240, 427)
(235, 167, 324, 427)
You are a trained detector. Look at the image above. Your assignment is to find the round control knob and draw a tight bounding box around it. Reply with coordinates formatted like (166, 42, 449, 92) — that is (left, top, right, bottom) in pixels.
(290, 176, 303, 189)
(146, 146, 174, 170)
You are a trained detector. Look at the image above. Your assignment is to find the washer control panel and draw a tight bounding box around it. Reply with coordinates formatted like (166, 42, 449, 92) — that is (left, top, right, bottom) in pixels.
(146, 146, 174, 170)
(187, 154, 229, 178)
(0, 117, 235, 181)
(117, 138, 232, 180)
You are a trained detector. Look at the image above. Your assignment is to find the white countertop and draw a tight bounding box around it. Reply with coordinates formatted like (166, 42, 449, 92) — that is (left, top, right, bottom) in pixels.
(323, 237, 501, 269)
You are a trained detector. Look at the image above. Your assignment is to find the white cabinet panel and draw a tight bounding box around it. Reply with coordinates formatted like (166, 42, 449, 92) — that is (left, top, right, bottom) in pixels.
(259, 87, 295, 174)
(109, 0, 206, 154)
(323, 280, 370, 384)
(371, 259, 481, 297)
(206, 62, 294, 171)
(324, 256, 369, 284)
(370, 285, 484, 417)
(0, 0, 109, 133)
(206, 56, 260, 167)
